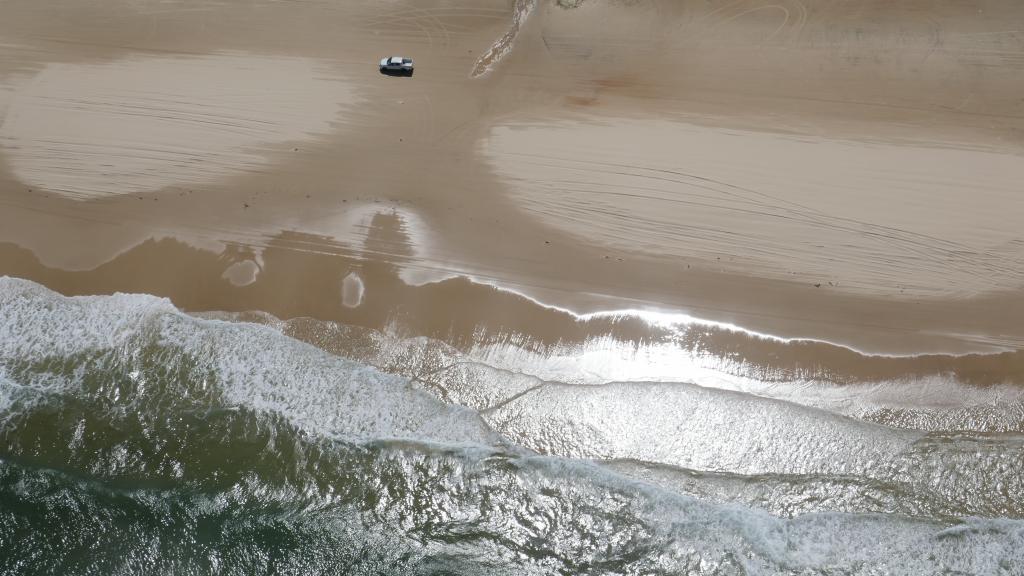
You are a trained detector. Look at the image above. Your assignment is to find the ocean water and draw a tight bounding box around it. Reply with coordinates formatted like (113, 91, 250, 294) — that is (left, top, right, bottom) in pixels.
(2, 276, 1023, 575)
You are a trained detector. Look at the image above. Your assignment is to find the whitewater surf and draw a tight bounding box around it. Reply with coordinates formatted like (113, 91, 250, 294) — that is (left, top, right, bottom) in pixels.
(2, 277, 1022, 574)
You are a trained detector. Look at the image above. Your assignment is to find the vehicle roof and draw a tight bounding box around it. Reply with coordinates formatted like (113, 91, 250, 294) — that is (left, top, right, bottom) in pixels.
(389, 56, 405, 63)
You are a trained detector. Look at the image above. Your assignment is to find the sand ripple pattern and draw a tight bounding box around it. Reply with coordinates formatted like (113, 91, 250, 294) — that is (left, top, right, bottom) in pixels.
(483, 119, 1024, 297)
(0, 54, 352, 200)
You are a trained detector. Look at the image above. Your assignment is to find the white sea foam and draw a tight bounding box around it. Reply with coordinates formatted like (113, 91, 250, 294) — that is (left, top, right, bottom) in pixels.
(0, 277, 496, 446)
(487, 379, 922, 475)
(514, 454, 1024, 574)
(467, 334, 1024, 431)
(2, 274, 1024, 569)
(218, 312, 1024, 518)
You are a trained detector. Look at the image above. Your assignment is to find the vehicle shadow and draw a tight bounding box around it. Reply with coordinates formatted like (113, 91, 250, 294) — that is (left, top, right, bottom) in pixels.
(379, 68, 414, 78)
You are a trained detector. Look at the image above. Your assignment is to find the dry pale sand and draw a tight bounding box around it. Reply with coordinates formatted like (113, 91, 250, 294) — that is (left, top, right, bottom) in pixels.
(1, 0, 1024, 355)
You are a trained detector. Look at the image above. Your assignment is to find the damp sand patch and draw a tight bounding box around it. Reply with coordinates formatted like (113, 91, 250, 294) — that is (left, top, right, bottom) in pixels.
(0, 53, 354, 200)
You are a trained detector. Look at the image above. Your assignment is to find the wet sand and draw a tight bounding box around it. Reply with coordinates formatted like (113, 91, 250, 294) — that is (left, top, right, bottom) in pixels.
(6, 228, 1024, 399)
(2, 0, 1024, 355)
(5, 5, 1024, 563)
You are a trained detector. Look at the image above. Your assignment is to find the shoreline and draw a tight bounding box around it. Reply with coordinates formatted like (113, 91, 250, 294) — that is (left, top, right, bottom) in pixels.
(2, 0, 1024, 356)
(3, 1, 1024, 568)
(5, 234, 1024, 389)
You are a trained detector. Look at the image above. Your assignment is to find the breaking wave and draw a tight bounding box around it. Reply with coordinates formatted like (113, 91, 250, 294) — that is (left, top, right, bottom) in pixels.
(2, 277, 1023, 575)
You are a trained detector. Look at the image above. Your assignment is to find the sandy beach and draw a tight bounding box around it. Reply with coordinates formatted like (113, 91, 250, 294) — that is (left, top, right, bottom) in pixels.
(2, 0, 1024, 354)
(2, 1, 1024, 571)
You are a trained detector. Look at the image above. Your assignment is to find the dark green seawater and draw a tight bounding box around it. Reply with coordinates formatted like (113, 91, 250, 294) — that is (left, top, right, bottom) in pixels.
(1, 277, 1022, 575)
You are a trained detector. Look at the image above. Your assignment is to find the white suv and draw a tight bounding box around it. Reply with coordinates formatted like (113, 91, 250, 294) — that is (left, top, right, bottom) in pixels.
(379, 56, 414, 75)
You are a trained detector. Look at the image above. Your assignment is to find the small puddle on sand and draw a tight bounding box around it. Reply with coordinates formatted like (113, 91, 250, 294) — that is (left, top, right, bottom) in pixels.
(222, 260, 261, 287)
(341, 271, 366, 308)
